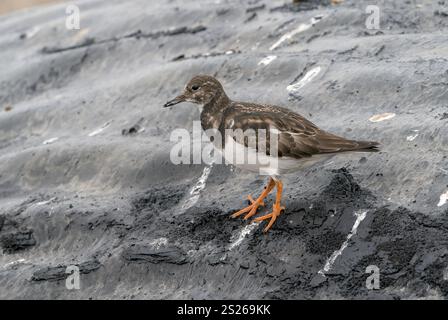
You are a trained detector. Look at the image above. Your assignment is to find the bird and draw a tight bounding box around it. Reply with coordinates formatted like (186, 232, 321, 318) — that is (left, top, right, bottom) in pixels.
(164, 75, 379, 232)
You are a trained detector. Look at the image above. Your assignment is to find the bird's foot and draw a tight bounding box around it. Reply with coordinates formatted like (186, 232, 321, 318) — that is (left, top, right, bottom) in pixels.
(231, 178, 276, 220)
(253, 203, 285, 233)
(231, 195, 265, 220)
(247, 195, 265, 208)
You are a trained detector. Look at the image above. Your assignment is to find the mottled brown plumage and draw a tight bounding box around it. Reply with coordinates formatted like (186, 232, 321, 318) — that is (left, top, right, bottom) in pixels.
(219, 102, 379, 158)
(164, 75, 379, 232)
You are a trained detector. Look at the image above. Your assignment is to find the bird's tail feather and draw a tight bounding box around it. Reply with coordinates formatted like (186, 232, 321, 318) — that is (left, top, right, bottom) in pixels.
(351, 140, 380, 152)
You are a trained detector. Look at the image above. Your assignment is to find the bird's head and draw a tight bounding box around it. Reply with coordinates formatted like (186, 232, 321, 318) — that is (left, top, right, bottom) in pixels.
(164, 75, 227, 108)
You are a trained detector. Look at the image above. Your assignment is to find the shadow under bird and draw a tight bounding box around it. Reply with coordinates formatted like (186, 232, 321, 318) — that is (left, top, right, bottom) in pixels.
(164, 75, 379, 232)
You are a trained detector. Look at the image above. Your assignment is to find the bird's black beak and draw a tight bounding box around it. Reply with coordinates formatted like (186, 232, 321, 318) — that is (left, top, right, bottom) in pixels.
(163, 94, 186, 108)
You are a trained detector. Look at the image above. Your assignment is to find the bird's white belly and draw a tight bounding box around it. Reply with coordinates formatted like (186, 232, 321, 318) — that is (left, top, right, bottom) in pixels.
(215, 136, 334, 176)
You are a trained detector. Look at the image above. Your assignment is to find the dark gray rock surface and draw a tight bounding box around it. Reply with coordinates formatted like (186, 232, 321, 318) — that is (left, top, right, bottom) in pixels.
(0, 0, 447, 299)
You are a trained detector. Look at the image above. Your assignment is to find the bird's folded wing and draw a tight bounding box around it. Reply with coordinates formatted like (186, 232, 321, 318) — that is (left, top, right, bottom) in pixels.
(220, 104, 365, 159)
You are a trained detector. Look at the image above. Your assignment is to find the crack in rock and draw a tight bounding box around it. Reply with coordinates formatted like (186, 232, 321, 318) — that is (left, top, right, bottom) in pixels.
(122, 245, 188, 265)
(42, 25, 207, 54)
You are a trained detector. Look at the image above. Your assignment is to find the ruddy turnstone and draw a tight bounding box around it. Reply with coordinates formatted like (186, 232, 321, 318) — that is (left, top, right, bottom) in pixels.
(164, 75, 379, 232)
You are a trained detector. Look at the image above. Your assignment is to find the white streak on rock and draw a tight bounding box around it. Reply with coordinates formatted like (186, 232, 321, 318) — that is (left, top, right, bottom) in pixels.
(149, 237, 168, 249)
(270, 15, 325, 50)
(88, 121, 111, 137)
(437, 190, 448, 207)
(24, 26, 40, 39)
(3, 259, 26, 269)
(287, 66, 321, 93)
(369, 113, 396, 122)
(229, 223, 259, 250)
(258, 55, 277, 66)
(318, 210, 368, 275)
(36, 197, 56, 206)
(406, 129, 419, 141)
(182, 165, 213, 210)
(43, 137, 59, 145)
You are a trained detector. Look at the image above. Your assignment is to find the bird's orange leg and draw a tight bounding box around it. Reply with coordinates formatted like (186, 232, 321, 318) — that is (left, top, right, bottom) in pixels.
(253, 179, 285, 232)
(231, 177, 276, 220)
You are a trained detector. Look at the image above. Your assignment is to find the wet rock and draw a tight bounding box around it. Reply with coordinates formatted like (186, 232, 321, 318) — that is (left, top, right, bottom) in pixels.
(78, 259, 102, 274)
(174, 206, 241, 244)
(122, 245, 188, 265)
(307, 229, 347, 255)
(132, 184, 187, 214)
(31, 259, 102, 282)
(216, 8, 230, 16)
(368, 206, 411, 238)
(0, 215, 4, 232)
(122, 117, 145, 136)
(246, 4, 265, 13)
(333, 206, 448, 298)
(207, 253, 228, 266)
(244, 12, 257, 23)
(434, 10, 448, 17)
(321, 168, 369, 202)
(32, 265, 66, 282)
(271, 0, 330, 12)
(0, 230, 36, 254)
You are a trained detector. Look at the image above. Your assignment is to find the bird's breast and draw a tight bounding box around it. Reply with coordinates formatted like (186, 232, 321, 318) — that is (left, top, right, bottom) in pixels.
(200, 112, 222, 131)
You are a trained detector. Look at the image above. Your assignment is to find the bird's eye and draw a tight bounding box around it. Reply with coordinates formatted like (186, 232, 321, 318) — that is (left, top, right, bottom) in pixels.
(191, 85, 200, 91)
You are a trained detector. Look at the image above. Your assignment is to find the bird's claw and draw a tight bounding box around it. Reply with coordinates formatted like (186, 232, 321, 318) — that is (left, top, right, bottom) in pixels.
(231, 195, 265, 220)
(253, 204, 285, 232)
